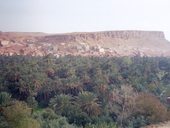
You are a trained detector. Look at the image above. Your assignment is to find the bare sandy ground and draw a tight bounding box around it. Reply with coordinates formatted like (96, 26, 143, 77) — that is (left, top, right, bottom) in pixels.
(144, 122, 170, 128)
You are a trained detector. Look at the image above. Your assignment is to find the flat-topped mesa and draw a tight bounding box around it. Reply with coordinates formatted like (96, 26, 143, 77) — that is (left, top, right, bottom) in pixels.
(42, 31, 166, 43)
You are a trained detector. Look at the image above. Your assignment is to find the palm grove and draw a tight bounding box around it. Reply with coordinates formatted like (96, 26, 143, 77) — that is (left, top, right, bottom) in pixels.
(0, 55, 170, 128)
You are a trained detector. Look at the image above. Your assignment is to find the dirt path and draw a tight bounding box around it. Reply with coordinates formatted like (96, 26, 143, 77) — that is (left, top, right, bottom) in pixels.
(145, 122, 170, 128)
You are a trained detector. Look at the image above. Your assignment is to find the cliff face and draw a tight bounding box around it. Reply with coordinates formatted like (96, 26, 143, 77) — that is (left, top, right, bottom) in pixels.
(73, 31, 165, 40)
(0, 30, 169, 57)
(41, 31, 166, 43)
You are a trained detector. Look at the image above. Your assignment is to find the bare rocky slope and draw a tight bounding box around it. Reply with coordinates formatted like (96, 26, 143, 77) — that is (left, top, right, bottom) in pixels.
(0, 30, 170, 57)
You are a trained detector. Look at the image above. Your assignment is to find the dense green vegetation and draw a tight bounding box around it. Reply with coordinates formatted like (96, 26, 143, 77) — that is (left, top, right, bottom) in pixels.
(0, 55, 170, 128)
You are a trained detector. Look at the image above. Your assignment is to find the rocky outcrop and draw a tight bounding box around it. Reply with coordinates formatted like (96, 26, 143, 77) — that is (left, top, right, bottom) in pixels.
(0, 40, 10, 46)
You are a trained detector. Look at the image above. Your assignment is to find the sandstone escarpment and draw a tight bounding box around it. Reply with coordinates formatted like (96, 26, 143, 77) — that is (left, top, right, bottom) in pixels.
(41, 31, 166, 43)
(73, 31, 165, 40)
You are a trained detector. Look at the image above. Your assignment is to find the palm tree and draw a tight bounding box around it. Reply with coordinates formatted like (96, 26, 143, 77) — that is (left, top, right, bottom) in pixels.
(49, 94, 72, 115)
(64, 82, 83, 96)
(76, 91, 101, 117)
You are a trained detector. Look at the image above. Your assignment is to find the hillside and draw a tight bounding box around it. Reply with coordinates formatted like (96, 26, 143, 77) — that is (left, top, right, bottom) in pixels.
(0, 30, 170, 57)
(1, 31, 170, 128)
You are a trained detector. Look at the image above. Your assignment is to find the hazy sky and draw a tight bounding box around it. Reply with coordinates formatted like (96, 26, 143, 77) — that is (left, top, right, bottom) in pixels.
(0, 0, 170, 40)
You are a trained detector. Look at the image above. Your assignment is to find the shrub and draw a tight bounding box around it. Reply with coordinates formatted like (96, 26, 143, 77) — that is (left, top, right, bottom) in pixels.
(135, 93, 167, 124)
(0, 92, 11, 106)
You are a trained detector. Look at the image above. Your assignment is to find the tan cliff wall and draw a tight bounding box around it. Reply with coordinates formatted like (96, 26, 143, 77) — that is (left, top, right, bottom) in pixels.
(41, 31, 166, 43)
